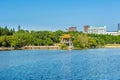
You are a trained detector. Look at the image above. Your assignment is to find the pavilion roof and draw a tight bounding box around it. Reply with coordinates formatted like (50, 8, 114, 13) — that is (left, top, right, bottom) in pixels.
(62, 34, 71, 38)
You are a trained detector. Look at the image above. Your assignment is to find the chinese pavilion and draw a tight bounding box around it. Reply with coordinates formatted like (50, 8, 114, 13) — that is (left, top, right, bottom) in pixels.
(61, 34, 73, 49)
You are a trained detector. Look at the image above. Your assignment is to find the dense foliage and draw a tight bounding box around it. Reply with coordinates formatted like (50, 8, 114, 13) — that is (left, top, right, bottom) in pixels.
(0, 26, 120, 49)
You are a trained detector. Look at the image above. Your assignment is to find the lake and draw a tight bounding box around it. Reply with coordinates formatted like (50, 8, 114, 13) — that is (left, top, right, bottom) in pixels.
(0, 48, 120, 80)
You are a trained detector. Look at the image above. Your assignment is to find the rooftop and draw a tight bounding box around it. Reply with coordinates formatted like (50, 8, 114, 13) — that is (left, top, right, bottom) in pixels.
(62, 34, 71, 38)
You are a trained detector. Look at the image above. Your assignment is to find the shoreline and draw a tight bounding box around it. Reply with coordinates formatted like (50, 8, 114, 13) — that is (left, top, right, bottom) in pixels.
(0, 47, 15, 50)
(0, 45, 120, 51)
(23, 46, 60, 50)
(104, 44, 120, 48)
(0, 46, 60, 51)
(104, 46, 120, 48)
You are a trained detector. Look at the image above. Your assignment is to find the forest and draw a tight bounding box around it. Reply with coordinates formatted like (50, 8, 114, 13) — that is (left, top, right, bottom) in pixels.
(0, 26, 120, 49)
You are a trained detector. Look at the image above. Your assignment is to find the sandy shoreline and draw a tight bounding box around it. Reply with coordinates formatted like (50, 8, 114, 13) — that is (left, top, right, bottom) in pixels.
(23, 46, 60, 50)
(104, 46, 120, 48)
(0, 46, 60, 50)
(0, 45, 119, 51)
(0, 47, 15, 50)
(104, 44, 120, 48)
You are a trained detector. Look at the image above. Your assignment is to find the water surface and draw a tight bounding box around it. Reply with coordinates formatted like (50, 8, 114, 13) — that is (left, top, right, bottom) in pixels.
(0, 48, 120, 80)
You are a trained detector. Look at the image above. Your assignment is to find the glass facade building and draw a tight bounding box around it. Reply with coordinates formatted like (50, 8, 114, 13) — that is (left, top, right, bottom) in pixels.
(118, 24, 120, 32)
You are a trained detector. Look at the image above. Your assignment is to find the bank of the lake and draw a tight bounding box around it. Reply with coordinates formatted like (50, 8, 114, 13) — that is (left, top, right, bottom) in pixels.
(0, 46, 60, 51)
(0, 44, 120, 51)
(0, 47, 15, 50)
(105, 44, 120, 48)
(23, 46, 60, 50)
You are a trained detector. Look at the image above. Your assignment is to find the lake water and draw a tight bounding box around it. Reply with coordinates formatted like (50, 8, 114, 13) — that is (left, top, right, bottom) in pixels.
(0, 48, 120, 80)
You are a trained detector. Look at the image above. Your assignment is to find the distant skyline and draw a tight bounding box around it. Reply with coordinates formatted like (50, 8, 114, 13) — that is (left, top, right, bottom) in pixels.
(0, 0, 120, 31)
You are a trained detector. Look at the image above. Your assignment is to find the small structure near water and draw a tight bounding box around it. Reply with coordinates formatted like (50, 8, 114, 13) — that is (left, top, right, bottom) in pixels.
(61, 34, 73, 49)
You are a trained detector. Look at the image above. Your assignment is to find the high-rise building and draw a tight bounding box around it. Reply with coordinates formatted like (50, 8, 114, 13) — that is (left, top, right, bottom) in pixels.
(67, 27, 77, 32)
(118, 24, 120, 32)
(84, 26, 106, 34)
(84, 25, 90, 32)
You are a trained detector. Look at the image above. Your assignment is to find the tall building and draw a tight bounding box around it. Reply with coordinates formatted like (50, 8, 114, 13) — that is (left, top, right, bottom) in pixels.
(67, 27, 77, 32)
(106, 31, 120, 36)
(85, 26, 106, 34)
(84, 25, 90, 32)
(118, 24, 120, 32)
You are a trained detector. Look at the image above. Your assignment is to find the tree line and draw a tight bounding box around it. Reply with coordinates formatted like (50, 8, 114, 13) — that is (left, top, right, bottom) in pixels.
(0, 26, 119, 49)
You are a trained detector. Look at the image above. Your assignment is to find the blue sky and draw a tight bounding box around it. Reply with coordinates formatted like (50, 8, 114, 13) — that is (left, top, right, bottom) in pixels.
(0, 0, 120, 31)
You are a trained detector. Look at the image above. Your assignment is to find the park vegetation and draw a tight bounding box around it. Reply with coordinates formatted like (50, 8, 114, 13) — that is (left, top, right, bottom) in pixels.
(0, 26, 120, 49)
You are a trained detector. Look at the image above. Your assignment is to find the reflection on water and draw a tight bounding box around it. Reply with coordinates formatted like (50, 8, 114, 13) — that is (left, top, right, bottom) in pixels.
(0, 49, 120, 80)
